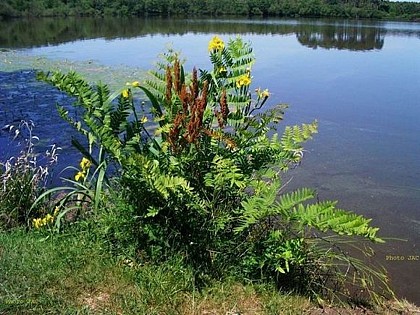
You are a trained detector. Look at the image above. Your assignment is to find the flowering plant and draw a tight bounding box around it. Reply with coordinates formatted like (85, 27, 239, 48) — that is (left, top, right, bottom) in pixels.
(36, 36, 391, 303)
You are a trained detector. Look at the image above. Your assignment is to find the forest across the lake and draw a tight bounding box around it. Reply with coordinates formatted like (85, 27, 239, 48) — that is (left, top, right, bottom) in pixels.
(1, 0, 420, 21)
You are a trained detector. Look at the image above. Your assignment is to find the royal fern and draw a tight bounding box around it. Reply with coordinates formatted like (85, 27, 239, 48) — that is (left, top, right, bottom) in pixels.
(237, 185, 383, 243)
(38, 71, 145, 163)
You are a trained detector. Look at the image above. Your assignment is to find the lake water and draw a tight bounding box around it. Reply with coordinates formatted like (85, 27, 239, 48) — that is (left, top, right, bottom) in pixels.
(1, 17, 419, 304)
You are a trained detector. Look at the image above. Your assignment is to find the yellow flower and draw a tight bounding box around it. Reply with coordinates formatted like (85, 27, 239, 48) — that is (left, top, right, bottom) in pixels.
(122, 89, 130, 98)
(75, 171, 85, 181)
(217, 66, 227, 74)
(236, 75, 251, 88)
(33, 218, 42, 229)
(32, 213, 54, 229)
(208, 36, 224, 52)
(261, 89, 270, 98)
(131, 81, 140, 87)
(54, 206, 60, 216)
(79, 157, 91, 170)
(45, 213, 54, 224)
(140, 116, 148, 124)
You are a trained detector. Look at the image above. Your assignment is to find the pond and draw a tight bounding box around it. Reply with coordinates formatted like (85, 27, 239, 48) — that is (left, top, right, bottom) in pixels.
(1, 17, 419, 304)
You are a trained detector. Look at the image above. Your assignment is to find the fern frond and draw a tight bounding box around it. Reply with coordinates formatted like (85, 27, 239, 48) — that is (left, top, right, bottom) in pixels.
(290, 202, 383, 243)
(235, 181, 281, 232)
(109, 94, 131, 134)
(277, 188, 317, 213)
(204, 155, 246, 190)
(127, 154, 193, 200)
(279, 121, 318, 169)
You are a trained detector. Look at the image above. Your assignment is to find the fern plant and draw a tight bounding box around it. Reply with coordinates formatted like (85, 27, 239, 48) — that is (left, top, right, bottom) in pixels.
(38, 36, 393, 304)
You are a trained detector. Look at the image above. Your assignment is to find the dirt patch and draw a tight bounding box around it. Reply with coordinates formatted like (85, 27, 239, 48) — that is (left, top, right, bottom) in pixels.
(81, 291, 113, 312)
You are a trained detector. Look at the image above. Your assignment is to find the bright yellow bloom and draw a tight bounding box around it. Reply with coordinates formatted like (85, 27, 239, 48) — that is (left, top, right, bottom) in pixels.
(217, 66, 227, 74)
(140, 116, 148, 124)
(208, 36, 225, 52)
(75, 171, 85, 181)
(79, 157, 91, 170)
(32, 213, 55, 229)
(45, 213, 54, 224)
(33, 218, 42, 229)
(122, 89, 130, 98)
(261, 89, 270, 98)
(131, 81, 140, 87)
(236, 75, 251, 88)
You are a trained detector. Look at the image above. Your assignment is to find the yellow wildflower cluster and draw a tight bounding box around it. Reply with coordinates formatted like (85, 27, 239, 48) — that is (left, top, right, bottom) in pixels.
(217, 66, 227, 75)
(126, 81, 141, 88)
(236, 74, 252, 88)
(122, 89, 130, 98)
(33, 213, 53, 229)
(256, 88, 270, 98)
(75, 171, 85, 181)
(75, 157, 92, 182)
(32, 207, 60, 229)
(208, 36, 225, 52)
(80, 157, 92, 169)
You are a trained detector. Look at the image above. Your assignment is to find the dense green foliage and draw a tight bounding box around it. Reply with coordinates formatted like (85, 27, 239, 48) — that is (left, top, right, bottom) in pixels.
(29, 36, 394, 304)
(1, 0, 419, 20)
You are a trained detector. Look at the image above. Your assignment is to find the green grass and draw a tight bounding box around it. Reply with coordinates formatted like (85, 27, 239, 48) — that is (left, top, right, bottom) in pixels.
(0, 228, 115, 314)
(2, 226, 418, 315)
(0, 226, 317, 314)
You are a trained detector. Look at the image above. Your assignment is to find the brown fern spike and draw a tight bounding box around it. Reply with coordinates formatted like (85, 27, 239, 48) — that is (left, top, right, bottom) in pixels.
(215, 109, 223, 129)
(197, 80, 209, 131)
(168, 112, 185, 153)
(174, 59, 181, 94)
(216, 89, 229, 128)
(187, 100, 198, 143)
(220, 89, 229, 121)
(165, 65, 172, 104)
(192, 68, 199, 99)
(186, 80, 208, 143)
(179, 85, 190, 114)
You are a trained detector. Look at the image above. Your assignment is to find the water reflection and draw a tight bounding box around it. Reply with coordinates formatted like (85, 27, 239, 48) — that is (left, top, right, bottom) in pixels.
(0, 17, 417, 51)
(296, 23, 385, 51)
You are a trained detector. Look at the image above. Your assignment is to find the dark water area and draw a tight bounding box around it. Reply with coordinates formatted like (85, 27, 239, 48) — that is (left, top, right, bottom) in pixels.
(0, 17, 420, 304)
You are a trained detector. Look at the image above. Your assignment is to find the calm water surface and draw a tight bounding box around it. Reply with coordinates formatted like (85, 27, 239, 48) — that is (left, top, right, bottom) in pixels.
(1, 17, 419, 304)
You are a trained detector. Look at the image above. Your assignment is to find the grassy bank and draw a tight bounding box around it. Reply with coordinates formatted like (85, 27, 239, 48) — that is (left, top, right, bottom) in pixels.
(1, 227, 418, 315)
(0, 227, 317, 314)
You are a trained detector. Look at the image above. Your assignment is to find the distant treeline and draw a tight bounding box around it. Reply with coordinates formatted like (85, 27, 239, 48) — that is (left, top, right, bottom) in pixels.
(1, 0, 420, 21)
